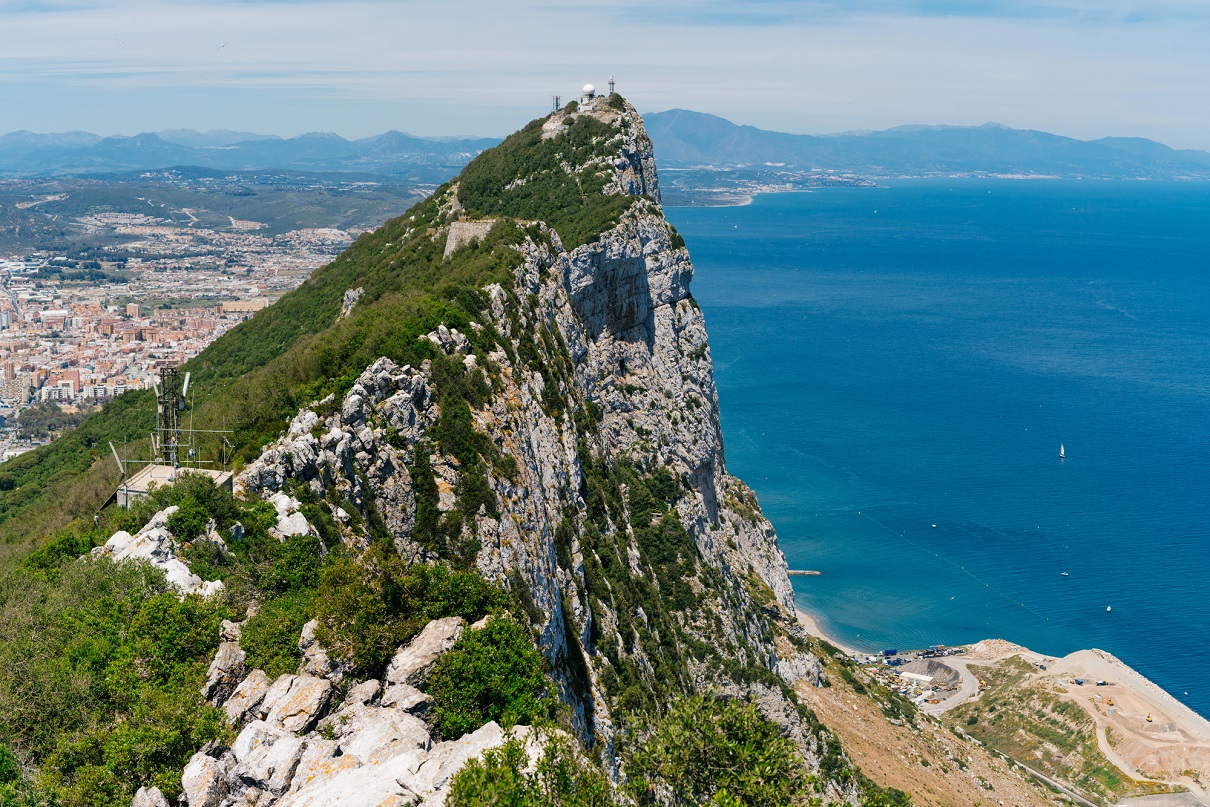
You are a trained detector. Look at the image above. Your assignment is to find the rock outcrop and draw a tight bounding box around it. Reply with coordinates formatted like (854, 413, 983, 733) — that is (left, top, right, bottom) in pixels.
(145, 98, 841, 806)
(180, 616, 543, 807)
(92, 505, 224, 597)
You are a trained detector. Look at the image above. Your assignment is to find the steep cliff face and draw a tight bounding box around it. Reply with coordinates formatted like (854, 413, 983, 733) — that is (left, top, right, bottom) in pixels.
(165, 98, 848, 805)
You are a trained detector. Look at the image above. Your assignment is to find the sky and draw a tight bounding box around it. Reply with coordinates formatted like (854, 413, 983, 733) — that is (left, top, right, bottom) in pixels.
(2, 0, 1210, 149)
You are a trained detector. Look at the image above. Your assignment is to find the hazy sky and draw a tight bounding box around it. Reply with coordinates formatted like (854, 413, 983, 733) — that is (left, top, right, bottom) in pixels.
(3, 0, 1209, 149)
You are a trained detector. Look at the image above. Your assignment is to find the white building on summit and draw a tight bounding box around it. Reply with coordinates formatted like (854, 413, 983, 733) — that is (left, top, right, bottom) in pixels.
(580, 83, 597, 107)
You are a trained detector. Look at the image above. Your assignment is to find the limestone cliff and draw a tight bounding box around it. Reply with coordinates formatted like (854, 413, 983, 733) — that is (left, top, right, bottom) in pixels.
(151, 98, 851, 805)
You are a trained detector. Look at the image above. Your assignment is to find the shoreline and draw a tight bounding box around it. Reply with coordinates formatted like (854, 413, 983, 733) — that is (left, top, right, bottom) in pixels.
(794, 605, 862, 656)
(793, 601, 1210, 799)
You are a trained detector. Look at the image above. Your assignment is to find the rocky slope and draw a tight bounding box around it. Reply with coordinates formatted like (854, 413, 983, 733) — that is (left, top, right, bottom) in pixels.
(105, 96, 862, 806)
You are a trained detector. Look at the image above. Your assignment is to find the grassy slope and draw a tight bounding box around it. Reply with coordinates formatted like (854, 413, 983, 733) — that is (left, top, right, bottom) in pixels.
(0, 112, 637, 546)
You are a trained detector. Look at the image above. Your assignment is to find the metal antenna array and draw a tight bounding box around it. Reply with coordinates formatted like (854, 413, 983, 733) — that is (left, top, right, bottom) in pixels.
(552, 95, 561, 112)
(153, 366, 187, 468)
(609, 75, 615, 94)
(108, 364, 235, 507)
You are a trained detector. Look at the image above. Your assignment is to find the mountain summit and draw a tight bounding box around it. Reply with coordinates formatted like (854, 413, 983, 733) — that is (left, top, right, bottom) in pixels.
(0, 92, 879, 807)
(1, 95, 1098, 807)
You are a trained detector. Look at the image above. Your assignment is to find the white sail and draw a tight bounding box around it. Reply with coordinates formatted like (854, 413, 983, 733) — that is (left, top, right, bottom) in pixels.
(1059, 443, 1065, 458)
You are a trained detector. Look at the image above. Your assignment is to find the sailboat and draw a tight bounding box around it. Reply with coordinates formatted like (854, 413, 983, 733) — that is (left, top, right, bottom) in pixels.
(1059, 443, 1066, 460)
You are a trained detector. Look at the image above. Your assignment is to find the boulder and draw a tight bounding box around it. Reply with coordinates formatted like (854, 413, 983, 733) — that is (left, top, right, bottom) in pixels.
(202, 641, 246, 705)
(220, 619, 243, 643)
(224, 668, 271, 725)
(181, 751, 228, 807)
(379, 682, 432, 715)
(232, 720, 306, 795)
(261, 674, 333, 733)
(130, 785, 170, 807)
(385, 617, 465, 687)
(333, 705, 430, 765)
(286, 738, 361, 795)
(342, 679, 381, 708)
(273, 759, 420, 807)
(297, 619, 344, 682)
(414, 722, 533, 794)
(277, 511, 312, 538)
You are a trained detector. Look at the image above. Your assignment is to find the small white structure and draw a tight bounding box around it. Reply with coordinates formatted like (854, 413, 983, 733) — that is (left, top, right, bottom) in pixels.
(580, 83, 597, 108)
(117, 464, 233, 507)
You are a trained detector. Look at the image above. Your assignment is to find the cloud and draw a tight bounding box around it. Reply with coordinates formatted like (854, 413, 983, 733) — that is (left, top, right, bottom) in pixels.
(1, 0, 1209, 148)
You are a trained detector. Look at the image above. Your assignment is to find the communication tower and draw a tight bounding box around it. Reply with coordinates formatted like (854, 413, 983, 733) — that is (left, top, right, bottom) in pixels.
(109, 364, 234, 507)
(609, 75, 615, 94)
(552, 95, 561, 112)
(155, 365, 187, 468)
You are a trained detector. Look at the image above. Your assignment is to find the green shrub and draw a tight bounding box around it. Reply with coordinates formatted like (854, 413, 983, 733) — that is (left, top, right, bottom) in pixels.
(626, 696, 810, 806)
(446, 734, 613, 807)
(0, 744, 17, 784)
(0, 554, 230, 807)
(314, 550, 506, 673)
(40, 686, 227, 805)
(241, 590, 317, 678)
(166, 498, 209, 542)
(427, 618, 550, 740)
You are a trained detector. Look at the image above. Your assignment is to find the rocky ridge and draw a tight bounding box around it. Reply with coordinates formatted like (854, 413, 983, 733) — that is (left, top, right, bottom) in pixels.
(132, 613, 543, 807)
(136, 97, 847, 804)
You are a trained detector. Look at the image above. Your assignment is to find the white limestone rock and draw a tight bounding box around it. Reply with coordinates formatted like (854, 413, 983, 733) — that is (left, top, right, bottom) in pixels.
(379, 682, 432, 714)
(260, 674, 333, 733)
(95, 506, 224, 598)
(224, 668, 272, 726)
(130, 785, 170, 807)
(202, 641, 246, 705)
(232, 720, 306, 795)
(220, 619, 243, 643)
(332, 704, 430, 765)
(297, 618, 345, 681)
(384, 617, 465, 688)
(181, 751, 228, 807)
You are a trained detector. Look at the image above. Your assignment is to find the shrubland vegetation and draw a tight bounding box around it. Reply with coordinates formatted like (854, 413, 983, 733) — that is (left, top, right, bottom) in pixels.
(0, 98, 917, 807)
(0, 472, 549, 805)
(947, 657, 1172, 803)
(447, 733, 613, 807)
(625, 696, 810, 806)
(457, 113, 637, 250)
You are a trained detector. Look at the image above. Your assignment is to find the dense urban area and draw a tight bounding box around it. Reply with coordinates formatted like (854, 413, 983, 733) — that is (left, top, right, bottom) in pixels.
(0, 173, 418, 461)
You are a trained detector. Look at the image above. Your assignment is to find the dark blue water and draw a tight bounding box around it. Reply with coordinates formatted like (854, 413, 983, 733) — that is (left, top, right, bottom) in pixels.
(665, 181, 1210, 718)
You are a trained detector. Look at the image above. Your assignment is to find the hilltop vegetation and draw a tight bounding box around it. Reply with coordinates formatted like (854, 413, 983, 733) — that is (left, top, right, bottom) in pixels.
(0, 99, 924, 807)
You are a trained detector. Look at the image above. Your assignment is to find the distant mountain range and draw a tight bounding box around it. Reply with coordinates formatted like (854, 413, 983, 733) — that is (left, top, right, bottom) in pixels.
(643, 110, 1210, 179)
(4, 113, 1210, 180)
(0, 129, 499, 180)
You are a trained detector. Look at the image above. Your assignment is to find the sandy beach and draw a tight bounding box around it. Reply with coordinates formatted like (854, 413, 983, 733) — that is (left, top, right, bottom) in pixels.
(794, 605, 862, 656)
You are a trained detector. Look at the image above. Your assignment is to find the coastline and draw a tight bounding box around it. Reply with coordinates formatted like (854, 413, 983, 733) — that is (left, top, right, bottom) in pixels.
(794, 604, 862, 656)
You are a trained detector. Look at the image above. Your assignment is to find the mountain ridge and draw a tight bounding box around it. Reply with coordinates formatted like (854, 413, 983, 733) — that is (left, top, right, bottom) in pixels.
(643, 109, 1210, 177)
(0, 95, 895, 807)
(6, 115, 1210, 180)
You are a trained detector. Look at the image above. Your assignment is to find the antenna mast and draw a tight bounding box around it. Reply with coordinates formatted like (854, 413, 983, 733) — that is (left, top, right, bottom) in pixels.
(609, 75, 615, 94)
(552, 95, 561, 112)
(156, 366, 185, 468)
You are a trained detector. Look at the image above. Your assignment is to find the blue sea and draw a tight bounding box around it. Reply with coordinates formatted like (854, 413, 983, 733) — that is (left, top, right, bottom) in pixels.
(665, 181, 1210, 719)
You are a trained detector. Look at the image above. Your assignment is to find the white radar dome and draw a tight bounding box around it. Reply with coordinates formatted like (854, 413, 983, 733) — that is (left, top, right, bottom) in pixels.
(583, 84, 595, 94)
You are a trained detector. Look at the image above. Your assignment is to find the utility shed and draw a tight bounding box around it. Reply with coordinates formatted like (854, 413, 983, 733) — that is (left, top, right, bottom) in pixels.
(118, 464, 233, 507)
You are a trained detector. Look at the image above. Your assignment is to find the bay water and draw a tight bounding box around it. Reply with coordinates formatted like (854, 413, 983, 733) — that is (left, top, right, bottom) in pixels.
(665, 181, 1210, 718)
